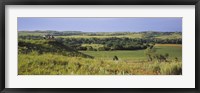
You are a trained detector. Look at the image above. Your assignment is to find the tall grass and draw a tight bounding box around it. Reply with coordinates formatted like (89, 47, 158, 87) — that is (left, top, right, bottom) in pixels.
(18, 52, 182, 75)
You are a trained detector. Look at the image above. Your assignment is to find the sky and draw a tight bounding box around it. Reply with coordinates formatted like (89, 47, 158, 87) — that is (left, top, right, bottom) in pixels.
(18, 17, 182, 32)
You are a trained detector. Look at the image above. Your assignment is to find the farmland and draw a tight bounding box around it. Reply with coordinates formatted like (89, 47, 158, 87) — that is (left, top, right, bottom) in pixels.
(18, 31, 182, 75)
(80, 44, 182, 62)
(55, 33, 143, 39)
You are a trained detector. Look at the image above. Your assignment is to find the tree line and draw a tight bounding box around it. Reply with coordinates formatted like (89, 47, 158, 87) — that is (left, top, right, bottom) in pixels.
(55, 37, 181, 51)
(18, 35, 182, 51)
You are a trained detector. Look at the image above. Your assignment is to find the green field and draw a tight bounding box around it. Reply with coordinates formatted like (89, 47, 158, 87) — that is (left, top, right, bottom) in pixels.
(80, 44, 182, 62)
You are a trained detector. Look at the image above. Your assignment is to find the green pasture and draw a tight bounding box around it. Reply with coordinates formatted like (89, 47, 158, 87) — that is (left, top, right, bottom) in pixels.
(80, 44, 182, 62)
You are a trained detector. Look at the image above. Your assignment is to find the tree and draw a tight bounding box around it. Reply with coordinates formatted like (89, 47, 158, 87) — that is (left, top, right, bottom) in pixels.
(145, 45, 156, 62)
(175, 57, 178, 62)
(154, 54, 169, 62)
(159, 54, 167, 62)
(113, 56, 119, 61)
(165, 53, 169, 59)
(98, 47, 105, 51)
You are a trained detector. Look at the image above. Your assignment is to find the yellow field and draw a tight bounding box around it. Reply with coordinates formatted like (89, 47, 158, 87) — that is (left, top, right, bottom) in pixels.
(82, 44, 104, 49)
(55, 34, 143, 39)
(155, 34, 182, 39)
(155, 44, 182, 48)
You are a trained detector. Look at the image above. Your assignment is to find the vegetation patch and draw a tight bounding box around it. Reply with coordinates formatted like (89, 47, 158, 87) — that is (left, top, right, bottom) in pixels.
(18, 31, 182, 75)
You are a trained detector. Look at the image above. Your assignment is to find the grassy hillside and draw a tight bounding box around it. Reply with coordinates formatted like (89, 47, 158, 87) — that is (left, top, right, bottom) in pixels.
(19, 53, 182, 75)
(18, 39, 93, 58)
(18, 41, 182, 75)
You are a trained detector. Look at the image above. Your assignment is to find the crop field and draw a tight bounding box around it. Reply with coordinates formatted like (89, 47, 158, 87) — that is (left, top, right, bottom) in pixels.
(155, 34, 182, 39)
(55, 34, 143, 39)
(82, 44, 104, 49)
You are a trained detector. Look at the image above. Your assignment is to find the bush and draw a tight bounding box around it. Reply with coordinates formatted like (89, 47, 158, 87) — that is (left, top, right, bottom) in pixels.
(87, 46, 93, 51)
(160, 62, 182, 75)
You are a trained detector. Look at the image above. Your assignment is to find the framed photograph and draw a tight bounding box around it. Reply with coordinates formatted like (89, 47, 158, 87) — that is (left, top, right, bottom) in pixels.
(0, 0, 200, 93)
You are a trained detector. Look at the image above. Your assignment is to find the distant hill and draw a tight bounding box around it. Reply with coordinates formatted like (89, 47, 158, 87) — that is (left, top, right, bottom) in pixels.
(18, 31, 182, 38)
(18, 31, 84, 36)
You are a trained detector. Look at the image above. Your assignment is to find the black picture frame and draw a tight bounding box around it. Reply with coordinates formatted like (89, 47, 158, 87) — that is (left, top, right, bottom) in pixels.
(0, 0, 200, 93)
